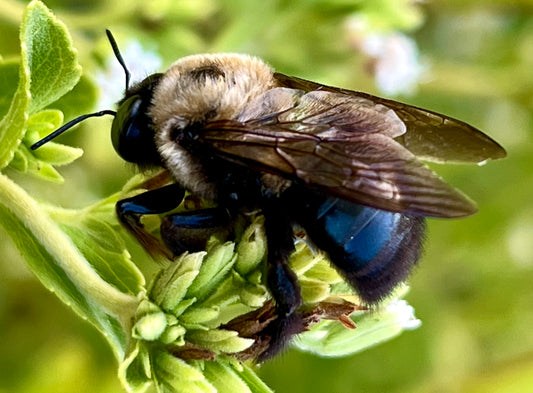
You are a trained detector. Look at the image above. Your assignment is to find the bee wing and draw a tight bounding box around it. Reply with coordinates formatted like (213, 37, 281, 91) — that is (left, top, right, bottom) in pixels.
(200, 87, 479, 217)
(274, 73, 507, 164)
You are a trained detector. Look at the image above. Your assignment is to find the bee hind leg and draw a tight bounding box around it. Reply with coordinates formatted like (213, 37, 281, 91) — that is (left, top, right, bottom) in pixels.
(257, 205, 304, 361)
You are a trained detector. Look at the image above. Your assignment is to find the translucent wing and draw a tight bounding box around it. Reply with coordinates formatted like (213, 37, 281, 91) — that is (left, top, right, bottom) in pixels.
(196, 85, 484, 217)
(273, 73, 506, 164)
(201, 124, 476, 217)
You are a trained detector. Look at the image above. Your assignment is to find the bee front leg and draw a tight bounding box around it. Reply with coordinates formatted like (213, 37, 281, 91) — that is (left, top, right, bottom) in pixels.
(259, 205, 304, 361)
(116, 183, 185, 259)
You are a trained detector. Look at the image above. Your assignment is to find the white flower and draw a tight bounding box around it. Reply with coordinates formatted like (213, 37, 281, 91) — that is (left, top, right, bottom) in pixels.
(365, 32, 426, 96)
(385, 298, 422, 330)
(346, 17, 426, 96)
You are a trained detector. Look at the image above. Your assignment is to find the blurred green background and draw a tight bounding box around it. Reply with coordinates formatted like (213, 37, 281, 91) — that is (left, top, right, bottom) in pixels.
(0, 0, 532, 392)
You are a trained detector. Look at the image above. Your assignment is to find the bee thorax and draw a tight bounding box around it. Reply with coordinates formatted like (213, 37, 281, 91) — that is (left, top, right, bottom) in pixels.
(149, 53, 276, 130)
(156, 139, 218, 200)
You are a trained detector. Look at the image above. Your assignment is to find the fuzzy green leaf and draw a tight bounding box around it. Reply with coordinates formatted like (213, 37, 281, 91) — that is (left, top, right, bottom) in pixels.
(298, 277, 331, 304)
(56, 214, 145, 295)
(0, 54, 30, 169)
(0, 174, 138, 361)
(9, 109, 83, 182)
(186, 329, 254, 354)
(151, 252, 205, 313)
(134, 311, 168, 341)
(0, 0, 81, 170)
(187, 242, 237, 300)
(235, 217, 266, 275)
(179, 306, 221, 325)
(23, 1, 82, 114)
(203, 360, 256, 393)
(24, 110, 83, 165)
(119, 343, 152, 393)
(151, 350, 217, 393)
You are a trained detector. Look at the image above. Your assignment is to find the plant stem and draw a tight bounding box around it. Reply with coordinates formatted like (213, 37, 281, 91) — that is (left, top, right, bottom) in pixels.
(0, 173, 139, 331)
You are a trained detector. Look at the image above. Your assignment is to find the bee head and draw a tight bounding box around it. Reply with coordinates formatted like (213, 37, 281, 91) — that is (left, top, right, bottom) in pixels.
(31, 30, 163, 167)
(111, 72, 163, 165)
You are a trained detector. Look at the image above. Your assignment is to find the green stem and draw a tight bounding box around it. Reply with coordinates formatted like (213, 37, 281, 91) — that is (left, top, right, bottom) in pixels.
(0, 173, 139, 330)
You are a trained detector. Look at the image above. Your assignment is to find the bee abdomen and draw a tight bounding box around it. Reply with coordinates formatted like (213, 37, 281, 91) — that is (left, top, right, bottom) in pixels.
(285, 189, 425, 304)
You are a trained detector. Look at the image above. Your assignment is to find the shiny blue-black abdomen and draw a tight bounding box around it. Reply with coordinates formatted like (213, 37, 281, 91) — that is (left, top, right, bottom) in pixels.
(286, 190, 426, 303)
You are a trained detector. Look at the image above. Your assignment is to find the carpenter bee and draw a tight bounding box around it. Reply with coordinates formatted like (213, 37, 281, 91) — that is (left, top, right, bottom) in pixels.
(32, 31, 506, 359)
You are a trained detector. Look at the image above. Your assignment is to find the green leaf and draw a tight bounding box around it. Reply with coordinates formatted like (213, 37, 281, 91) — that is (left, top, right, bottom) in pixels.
(14, 145, 66, 182)
(300, 257, 343, 284)
(298, 277, 331, 304)
(58, 216, 145, 295)
(232, 363, 274, 393)
(234, 216, 266, 275)
(151, 351, 217, 393)
(29, 140, 83, 166)
(203, 359, 260, 393)
(23, 0, 82, 114)
(0, 173, 139, 360)
(187, 242, 237, 300)
(47, 196, 146, 295)
(119, 343, 152, 393)
(150, 252, 205, 313)
(0, 0, 81, 170)
(24, 111, 69, 161)
(24, 109, 63, 139)
(8, 149, 28, 173)
(186, 329, 254, 353)
(9, 110, 83, 182)
(0, 52, 30, 170)
(179, 306, 221, 325)
(134, 311, 168, 341)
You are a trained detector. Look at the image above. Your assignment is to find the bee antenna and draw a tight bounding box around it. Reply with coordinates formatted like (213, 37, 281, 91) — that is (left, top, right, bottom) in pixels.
(105, 29, 131, 91)
(30, 110, 116, 150)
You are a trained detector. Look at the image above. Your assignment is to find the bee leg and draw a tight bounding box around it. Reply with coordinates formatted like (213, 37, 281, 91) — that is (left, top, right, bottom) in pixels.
(116, 183, 185, 259)
(160, 208, 232, 255)
(258, 206, 304, 361)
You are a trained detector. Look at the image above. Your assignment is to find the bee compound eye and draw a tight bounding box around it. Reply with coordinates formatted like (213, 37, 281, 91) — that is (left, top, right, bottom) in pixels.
(111, 95, 159, 165)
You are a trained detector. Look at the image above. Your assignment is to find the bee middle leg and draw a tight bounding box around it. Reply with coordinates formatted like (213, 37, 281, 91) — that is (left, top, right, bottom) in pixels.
(160, 208, 232, 256)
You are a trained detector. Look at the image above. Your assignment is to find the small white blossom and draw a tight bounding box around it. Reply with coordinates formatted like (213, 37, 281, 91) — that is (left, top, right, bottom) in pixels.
(346, 17, 426, 96)
(385, 298, 422, 330)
